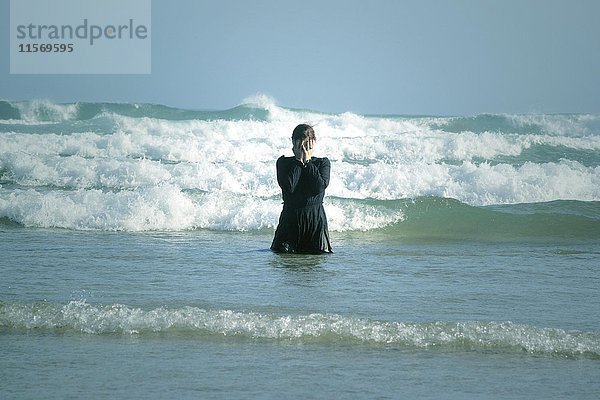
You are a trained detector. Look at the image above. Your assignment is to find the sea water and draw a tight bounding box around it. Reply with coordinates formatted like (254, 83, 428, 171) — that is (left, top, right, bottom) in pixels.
(1, 97, 599, 399)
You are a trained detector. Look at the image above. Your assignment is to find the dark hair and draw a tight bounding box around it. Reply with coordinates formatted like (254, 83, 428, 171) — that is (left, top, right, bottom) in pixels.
(292, 124, 316, 142)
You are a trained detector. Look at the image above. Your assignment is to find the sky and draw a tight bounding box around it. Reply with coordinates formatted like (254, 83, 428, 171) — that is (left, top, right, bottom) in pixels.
(2, 0, 600, 115)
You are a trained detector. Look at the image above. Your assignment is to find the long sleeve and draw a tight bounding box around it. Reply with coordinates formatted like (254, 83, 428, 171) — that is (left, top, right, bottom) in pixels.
(276, 156, 331, 209)
(276, 156, 303, 193)
(304, 157, 330, 195)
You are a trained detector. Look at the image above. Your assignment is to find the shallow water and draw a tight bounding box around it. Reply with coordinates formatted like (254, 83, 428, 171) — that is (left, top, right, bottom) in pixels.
(2, 227, 599, 399)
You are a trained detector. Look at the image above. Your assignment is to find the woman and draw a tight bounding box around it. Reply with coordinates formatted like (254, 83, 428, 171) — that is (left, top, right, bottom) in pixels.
(271, 124, 333, 254)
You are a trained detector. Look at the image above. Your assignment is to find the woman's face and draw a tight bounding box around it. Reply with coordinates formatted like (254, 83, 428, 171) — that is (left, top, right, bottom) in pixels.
(293, 137, 314, 151)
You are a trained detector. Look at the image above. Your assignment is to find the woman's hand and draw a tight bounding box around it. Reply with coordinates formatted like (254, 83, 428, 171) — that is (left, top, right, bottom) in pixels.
(302, 138, 314, 163)
(293, 138, 313, 165)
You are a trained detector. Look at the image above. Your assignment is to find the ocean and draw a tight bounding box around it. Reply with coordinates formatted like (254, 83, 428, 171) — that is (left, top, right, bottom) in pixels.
(1, 97, 599, 399)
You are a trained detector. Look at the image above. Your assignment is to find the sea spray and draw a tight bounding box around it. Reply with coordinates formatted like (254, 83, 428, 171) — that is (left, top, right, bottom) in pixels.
(1, 99, 599, 235)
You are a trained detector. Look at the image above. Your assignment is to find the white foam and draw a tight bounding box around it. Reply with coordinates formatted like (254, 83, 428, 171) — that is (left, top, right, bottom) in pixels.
(0, 187, 402, 232)
(326, 199, 405, 232)
(3, 301, 599, 357)
(0, 185, 197, 231)
(12, 99, 79, 123)
(2, 104, 600, 230)
(241, 93, 279, 110)
(507, 113, 600, 137)
(445, 161, 600, 205)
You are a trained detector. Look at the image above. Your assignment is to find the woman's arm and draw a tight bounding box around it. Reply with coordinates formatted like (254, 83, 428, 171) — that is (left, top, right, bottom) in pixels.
(304, 157, 330, 194)
(276, 156, 303, 193)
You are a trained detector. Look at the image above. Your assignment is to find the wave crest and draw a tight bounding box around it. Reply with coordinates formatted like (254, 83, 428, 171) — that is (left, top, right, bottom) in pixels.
(2, 301, 598, 358)
(1, 99, 600, 233)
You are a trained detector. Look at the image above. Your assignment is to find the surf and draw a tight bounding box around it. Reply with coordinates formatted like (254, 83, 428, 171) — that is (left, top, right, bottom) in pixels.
(1, 98, 599, 237)
(2, 300, 598, 359)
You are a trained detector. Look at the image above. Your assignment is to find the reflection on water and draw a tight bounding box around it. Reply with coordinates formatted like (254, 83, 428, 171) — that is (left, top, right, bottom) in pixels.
(267, 252, 334, 289)
(269, 252, 327, 270)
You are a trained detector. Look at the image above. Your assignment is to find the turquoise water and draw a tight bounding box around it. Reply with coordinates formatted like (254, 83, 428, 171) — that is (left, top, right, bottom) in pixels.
(2, 229, 599, 399)
(1, 99, 600, 398)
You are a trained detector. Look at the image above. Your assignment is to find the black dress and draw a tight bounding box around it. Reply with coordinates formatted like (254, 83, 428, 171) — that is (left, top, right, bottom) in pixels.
(271, 156, 333, 254)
